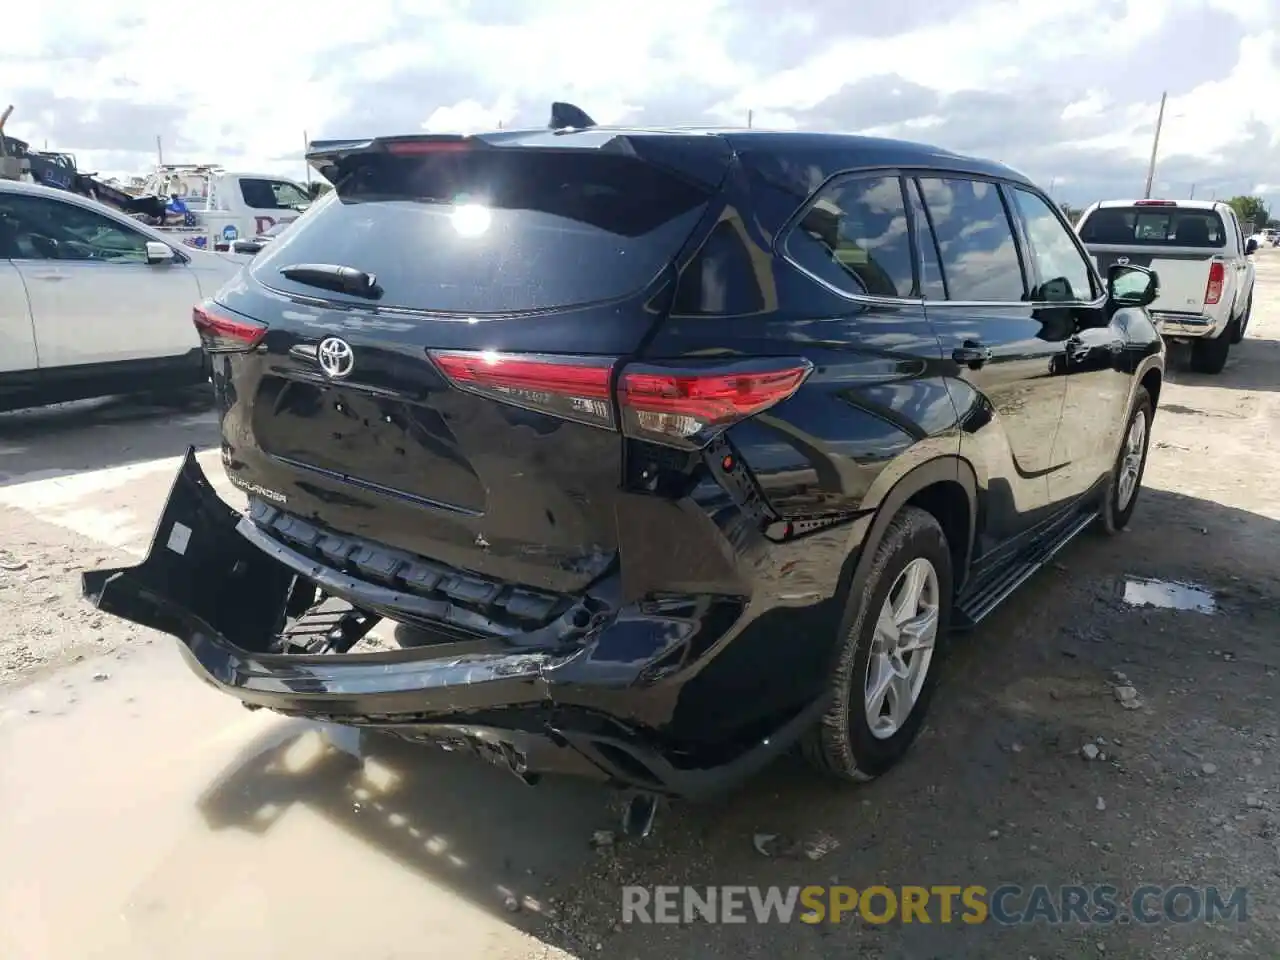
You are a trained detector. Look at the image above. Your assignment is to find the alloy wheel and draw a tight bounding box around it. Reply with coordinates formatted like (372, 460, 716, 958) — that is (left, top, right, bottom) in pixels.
(864, 557, 940, 740)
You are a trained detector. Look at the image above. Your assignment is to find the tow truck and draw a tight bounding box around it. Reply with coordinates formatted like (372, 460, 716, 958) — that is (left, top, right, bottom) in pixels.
(133, 164, 314, 251)
(1, 104, 314, 252)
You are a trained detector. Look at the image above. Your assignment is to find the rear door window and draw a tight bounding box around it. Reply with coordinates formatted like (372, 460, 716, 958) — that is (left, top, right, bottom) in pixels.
(914, 177, 1026, 302)
(1078, 206, 1227, 248)
(1227, 210, 1245, 252)
(252, 150, 713, 314)
(0, 194, 149, 263)
(906, 178, 946, 299)
(783, 174, 915, 298)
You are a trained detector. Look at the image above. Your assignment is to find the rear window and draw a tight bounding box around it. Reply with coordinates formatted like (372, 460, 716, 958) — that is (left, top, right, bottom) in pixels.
(1078, 206, 1226, 248)
(251, 150, 713, 314)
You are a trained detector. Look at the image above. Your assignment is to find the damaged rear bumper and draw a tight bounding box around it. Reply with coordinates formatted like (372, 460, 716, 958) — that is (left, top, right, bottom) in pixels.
(81, 449, 825, 799)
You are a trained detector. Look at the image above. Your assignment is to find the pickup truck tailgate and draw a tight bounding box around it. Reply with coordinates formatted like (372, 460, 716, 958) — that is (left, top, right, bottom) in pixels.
(1087, 247, 1214, 313)
(1077, 203, 1233, 316)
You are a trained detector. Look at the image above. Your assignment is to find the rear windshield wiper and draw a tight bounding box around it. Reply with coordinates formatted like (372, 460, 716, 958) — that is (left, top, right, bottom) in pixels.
(278, 263, 383, 299)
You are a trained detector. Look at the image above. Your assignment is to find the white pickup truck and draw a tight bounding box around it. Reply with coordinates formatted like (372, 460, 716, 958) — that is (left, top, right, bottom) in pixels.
(137, 164, 314, 252)
(1076, 199, 1257, 374)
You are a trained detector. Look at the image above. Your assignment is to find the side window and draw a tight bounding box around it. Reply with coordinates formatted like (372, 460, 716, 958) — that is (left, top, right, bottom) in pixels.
(1008, 188, 1097, 302)
(239, 178, 310, 211)
(784, 175, 915, 298)
(906, 178, 946, 299)
(0, 195, 148, 263)
(916, 177, 1026, 302)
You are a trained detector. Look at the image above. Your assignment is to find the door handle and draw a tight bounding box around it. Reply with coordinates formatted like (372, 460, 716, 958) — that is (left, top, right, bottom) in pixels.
(952, 341, 993, 369)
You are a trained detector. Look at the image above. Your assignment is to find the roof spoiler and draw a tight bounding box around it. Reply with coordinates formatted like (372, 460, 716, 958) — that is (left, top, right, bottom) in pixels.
(549, 102, 596, 131)
(304, 102, 600, 179)
(305, 135, 480, 180)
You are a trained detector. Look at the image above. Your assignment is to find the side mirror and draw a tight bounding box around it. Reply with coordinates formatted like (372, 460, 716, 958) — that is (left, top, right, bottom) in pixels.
(145, 240, 176, 264)
(1246, 238, 1259, 255)
(1107, 264, 1158, 308)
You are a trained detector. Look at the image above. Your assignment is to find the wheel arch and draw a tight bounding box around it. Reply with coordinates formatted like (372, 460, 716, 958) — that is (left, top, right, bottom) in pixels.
(841, 455, 978, 613)
(1130, 352, 1163, 416)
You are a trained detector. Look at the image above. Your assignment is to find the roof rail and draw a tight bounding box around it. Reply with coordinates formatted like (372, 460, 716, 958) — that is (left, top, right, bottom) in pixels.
(549, 102, 596, 131)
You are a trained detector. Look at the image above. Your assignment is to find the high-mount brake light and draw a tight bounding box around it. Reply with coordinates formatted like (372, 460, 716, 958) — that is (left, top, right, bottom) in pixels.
(428, 350, 814, 447)
(1133, 199, 1176, 206)
(1204, 261, 1225, 305)
(192, 302, 267, 352)
(384, 140, 472, 156)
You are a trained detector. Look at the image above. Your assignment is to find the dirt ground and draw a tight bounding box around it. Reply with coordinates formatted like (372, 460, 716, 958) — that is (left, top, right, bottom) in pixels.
(2, 255, 1279, 960)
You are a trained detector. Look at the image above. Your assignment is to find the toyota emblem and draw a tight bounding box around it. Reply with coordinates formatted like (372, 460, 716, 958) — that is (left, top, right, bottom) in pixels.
(317, 337, 354, 379)
(1117, 256, 1130, 265)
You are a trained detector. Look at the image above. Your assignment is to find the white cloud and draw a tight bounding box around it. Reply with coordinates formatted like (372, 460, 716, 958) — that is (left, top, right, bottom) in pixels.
(422, 97, 517, 134)
(2, 0, 1278, 202)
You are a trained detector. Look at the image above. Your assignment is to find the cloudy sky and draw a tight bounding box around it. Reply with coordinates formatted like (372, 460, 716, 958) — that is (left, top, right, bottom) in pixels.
(4, 0, 1278, 205)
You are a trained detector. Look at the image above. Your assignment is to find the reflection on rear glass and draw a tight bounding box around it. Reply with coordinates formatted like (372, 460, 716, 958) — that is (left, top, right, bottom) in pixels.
(1080, 208, 1226, 248)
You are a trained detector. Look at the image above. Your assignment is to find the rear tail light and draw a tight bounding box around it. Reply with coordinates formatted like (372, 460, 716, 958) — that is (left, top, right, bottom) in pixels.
(429, 351, 614, 428)
(617, 362, 813, 445)
(192, 302, 268, 352)
(428, 350, 813, 447)
(1204, 261, 1225, 305)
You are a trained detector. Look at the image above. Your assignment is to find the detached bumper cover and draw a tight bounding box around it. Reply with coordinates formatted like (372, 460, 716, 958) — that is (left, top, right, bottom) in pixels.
(80, 448, 824, 798)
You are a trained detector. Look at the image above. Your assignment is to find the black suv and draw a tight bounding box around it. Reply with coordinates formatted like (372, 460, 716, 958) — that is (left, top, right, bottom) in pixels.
(84, 107, 1164, 823)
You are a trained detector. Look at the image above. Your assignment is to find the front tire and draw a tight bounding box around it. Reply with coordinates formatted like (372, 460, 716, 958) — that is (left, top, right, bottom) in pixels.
(802, 506, 953, 782)
(1096, 386, 1153, 534)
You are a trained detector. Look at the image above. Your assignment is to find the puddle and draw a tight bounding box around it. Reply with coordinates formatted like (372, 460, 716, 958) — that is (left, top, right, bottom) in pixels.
(1122, 577, 1216, 614)
(0, 645, 590, 959)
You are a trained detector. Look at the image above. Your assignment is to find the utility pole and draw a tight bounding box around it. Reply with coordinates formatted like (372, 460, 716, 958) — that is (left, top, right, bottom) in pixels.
(1189, 183, 1196, 200)
(156, 135, 164, 167)
(1048, 176, 1058, 198)
(747, 109, 753, 128)
(1142, 91, 1167, 200)
(303, 130, 311, 186)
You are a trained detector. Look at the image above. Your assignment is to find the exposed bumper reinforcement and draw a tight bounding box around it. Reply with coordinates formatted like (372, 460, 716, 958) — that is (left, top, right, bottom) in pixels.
(80, 448, 825, 800)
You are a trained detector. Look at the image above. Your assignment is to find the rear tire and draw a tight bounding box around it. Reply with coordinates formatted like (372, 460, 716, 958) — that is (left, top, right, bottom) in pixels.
(802, 506, 952, 782)
(1189, 328, 1231, 374)
(1231, 295, 1252, 344)
(1096, 386, 1153, 535)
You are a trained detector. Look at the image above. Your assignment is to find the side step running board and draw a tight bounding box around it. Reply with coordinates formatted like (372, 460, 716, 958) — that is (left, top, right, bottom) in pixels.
(954, 509, 1098, 629)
